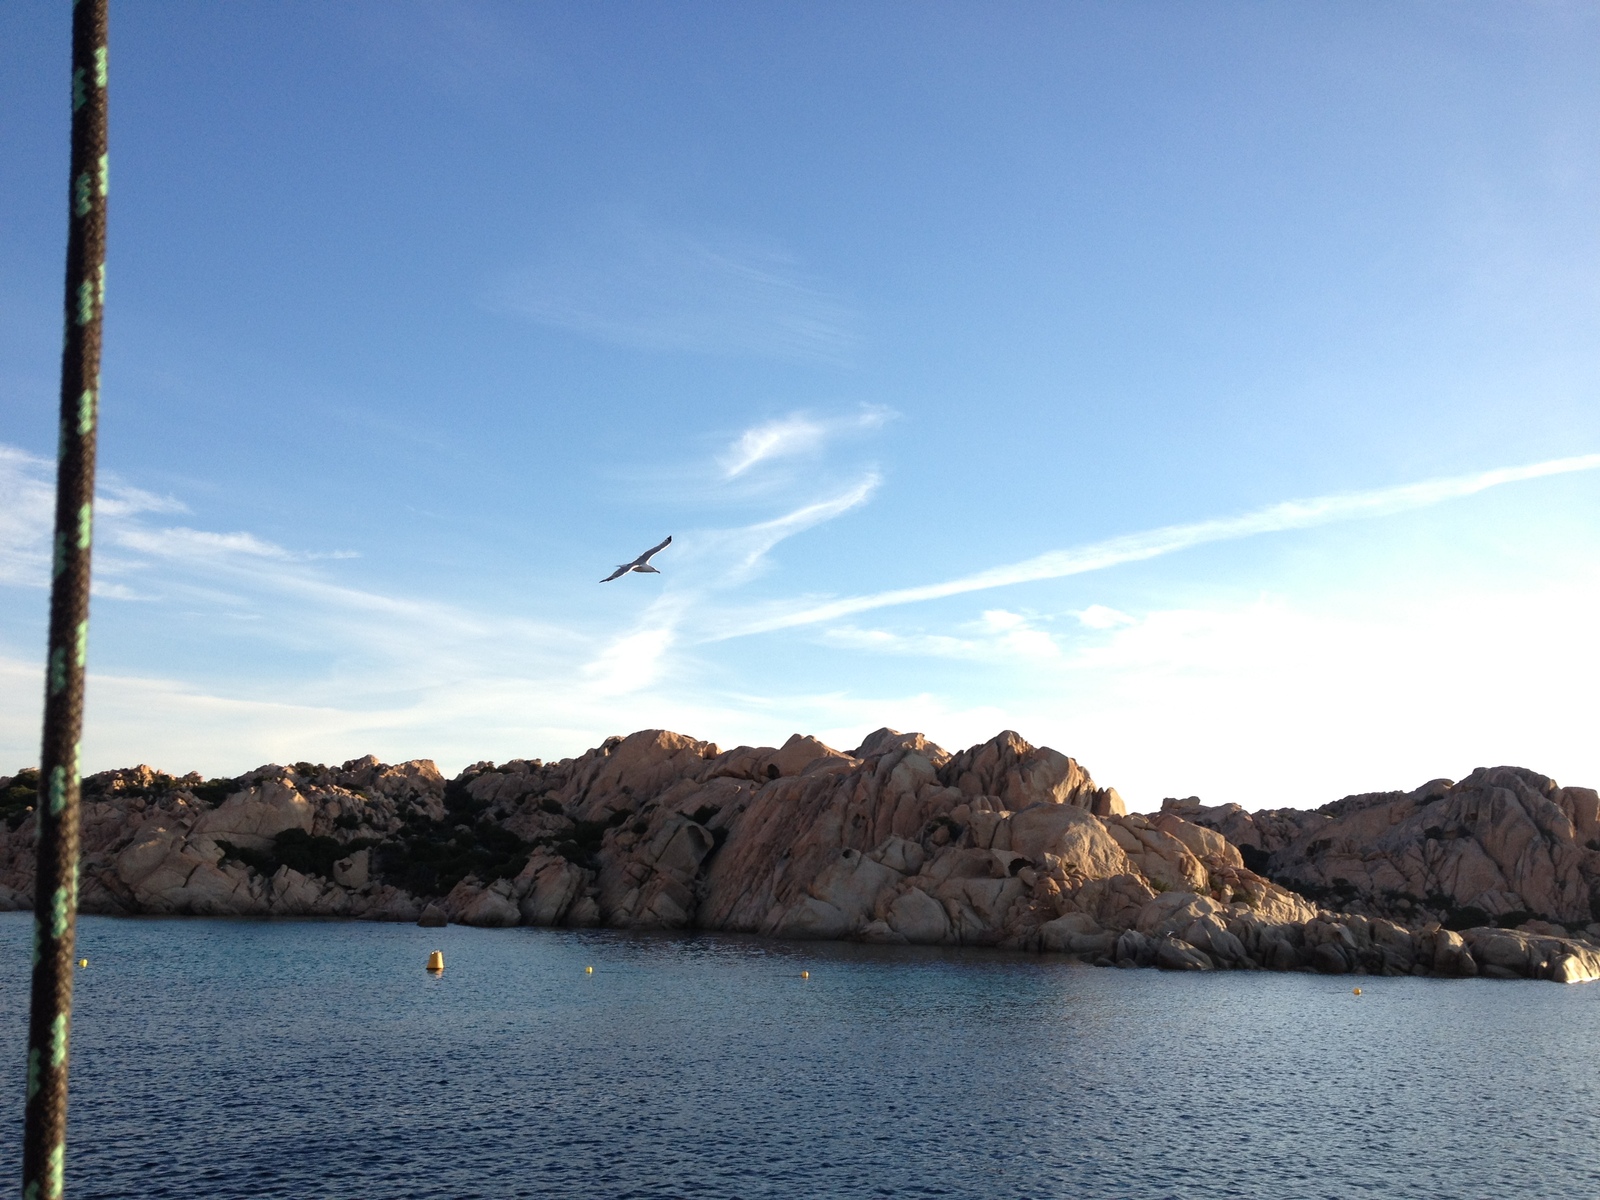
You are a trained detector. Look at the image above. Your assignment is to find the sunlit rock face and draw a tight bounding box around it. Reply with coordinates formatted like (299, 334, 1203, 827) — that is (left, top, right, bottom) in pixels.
(1168, 766, 1600, 930)
(1, 733, 1597, 983)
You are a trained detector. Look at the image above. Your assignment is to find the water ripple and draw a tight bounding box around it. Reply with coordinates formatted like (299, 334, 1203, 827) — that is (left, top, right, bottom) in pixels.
(0, 916, 1596, 1199)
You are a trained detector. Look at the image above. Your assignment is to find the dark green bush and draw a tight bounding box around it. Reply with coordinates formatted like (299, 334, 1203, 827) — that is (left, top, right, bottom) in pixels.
(1494, 909, 1537, 929)
(1, 770, 40, 830)
(442, 775, 490, 823)
(1443, 905, 1491, 931)
(552, 818, 615, 868)
(217, 828, 374, 881)
(188, 777, 238, 806)
(215, 839, 276, 877)
(1279, 876, 1359, 907)
(372, 809, 532, 898)
(81, 771, 177, 801)
(273, 828, 350, 878)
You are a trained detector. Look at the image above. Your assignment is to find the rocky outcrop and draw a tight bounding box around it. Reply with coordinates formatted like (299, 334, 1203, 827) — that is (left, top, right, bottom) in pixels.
(2, 735, 1597, 983)
(0, 759, 436, 921)
(1168, 766, 1600, 933)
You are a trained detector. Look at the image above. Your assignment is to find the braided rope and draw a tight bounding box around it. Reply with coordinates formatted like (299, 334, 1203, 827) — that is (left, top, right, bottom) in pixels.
(24, 1, 108, 1196)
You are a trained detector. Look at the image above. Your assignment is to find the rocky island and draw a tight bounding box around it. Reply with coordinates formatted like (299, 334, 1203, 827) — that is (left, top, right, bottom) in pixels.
(2, 728, 1598, 982)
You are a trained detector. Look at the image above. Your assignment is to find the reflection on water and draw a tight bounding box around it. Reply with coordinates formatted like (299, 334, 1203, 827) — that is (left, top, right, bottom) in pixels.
(1, 915, 1597, 1199)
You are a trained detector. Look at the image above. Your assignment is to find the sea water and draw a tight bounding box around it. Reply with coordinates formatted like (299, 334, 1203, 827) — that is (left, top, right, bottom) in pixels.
(0, 913, 1596, 1199)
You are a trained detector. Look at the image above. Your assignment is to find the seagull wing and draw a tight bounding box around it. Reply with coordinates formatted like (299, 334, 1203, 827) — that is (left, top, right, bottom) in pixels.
(636, 534, 673, 565)
(599, 564, 632, 583)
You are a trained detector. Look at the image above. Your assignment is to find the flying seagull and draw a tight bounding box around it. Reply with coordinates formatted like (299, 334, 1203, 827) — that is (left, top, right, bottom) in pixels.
(601, 535, 672, 582)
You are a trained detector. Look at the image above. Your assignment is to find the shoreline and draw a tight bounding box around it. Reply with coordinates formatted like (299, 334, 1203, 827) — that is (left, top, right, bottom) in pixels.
(3, 726, 1598, 984)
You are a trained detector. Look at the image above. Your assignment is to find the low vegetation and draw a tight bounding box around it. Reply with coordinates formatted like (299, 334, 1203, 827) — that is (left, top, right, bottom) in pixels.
(217, 828, 375, 881)
(0, 770, 39, 831)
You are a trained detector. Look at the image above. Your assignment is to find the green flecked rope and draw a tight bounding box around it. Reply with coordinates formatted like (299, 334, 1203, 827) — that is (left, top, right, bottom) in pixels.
(24, 1, 108, 1196)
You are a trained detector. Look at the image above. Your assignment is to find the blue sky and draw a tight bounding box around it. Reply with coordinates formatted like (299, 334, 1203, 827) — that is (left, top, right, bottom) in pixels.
(3, 1, 1599, 809)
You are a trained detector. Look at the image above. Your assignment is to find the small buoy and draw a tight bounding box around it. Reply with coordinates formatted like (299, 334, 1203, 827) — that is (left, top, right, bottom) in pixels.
(426, 950, 444, 972)
(800, 970, 809, 979)
(1352, 987, 1361, 995)
(77, 959, 88, 969)
(585, 965, 593, 974)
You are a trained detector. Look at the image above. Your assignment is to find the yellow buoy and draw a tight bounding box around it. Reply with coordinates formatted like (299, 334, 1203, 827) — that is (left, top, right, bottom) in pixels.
(426, 950, 444, 972)
(1352, 987, 1361, 995)
(800, 970, 810, 979)
(585, 965, 594, 974)
(77, 958, 88, 969)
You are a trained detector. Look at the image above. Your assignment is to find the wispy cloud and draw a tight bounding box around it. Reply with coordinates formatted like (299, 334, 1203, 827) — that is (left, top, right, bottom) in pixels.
(576, 474, 881, 696)
(96, 485, 188, 519)
(0, 446, 54, 586)
(113, 526, 359, 563)
(706, 474, 881, 580)
(10, 431, 1596, 803)
(114, 527, 299, 562)
(0, 446, 195, 586)
(583, 627, 676, 696)
(824, 608, 1059, 662)
(1075, 604, 1136, 630)
(720, 408, 892, 479)
(1, 436, 881, 747)
(497, 211, 856, 360)
(719, 452, 1600, 637)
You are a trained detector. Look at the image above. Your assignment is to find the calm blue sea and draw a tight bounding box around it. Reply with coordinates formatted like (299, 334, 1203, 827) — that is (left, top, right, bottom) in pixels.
(0, 914, 1596, 1199)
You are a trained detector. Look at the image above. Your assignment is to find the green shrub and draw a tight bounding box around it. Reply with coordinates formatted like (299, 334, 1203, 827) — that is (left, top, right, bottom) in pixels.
(215, 839, 277, 877)
(81, 771, 178, 801)
(188, 777, 238, 806)
(273, 828, 351, 878)
(371, 808, 532, 898)
(217, 828, 374, 881)
(1494, 909, 1538, 929)
(1, 770, 40, 830)
(552, 818, 615, 868)
(1443, 905, 1491, 931)
(442, 775, 490, 823)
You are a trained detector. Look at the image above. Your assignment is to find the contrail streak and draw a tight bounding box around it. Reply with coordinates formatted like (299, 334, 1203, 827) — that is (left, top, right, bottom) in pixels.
(720, 452, 1600, 637)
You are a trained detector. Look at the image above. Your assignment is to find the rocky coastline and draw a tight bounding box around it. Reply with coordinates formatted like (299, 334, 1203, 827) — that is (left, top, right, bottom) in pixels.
(3, 728, 1598, 983)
